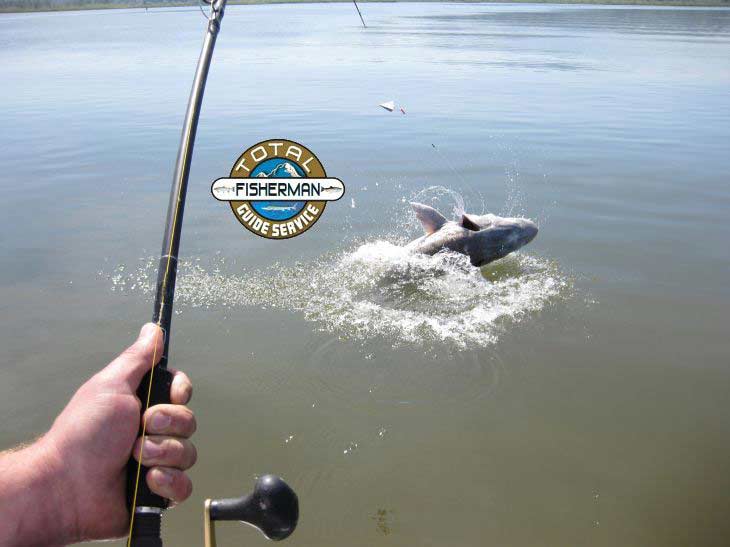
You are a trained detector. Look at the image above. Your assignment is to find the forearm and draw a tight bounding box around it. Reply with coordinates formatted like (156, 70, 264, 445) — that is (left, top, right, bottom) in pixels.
(0, 436, 76, 547)
(0, 325, 196, 544)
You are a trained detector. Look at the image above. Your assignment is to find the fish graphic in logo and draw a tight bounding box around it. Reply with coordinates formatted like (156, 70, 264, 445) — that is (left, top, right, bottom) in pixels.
(211, 139, 345, 239)
(249, 159, 306, 221)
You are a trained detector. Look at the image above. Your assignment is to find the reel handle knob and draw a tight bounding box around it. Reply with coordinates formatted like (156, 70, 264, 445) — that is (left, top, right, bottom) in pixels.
(209, 475, 299, 541)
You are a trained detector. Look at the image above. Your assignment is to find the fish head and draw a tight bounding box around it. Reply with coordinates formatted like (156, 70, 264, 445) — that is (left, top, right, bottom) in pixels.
(466, 217, 538, 267)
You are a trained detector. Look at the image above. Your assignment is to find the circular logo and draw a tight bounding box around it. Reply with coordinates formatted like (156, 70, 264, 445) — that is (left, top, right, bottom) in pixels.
(212, 139, 344, 239)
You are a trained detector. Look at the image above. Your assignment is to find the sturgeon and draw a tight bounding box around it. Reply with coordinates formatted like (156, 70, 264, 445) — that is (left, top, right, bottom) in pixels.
(406, 202, 538, 267)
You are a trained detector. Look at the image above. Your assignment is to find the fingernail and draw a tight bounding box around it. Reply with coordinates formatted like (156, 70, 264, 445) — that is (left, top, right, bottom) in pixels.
(139, 323, 158, 341)
(150, 412, 171, 430)
(153, 468, 173, 486)
(143, 438, 164, 459)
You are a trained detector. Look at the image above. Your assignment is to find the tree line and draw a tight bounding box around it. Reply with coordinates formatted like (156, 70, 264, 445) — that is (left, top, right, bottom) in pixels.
(0, 0, 198, 11)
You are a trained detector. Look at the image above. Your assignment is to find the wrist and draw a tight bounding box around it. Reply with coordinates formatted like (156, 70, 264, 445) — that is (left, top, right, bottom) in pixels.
(35, 434, 81, 544)
(0, 436, 79, 546)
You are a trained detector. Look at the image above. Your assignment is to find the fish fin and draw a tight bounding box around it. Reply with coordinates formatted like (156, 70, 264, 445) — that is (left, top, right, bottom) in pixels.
(410, 202, 448, 235)
(460, 214, 480, 232)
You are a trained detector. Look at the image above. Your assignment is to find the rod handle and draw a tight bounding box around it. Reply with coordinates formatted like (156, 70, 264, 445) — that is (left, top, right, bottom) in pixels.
(128, 512, 163, 547)
(126, 364, 174, 530)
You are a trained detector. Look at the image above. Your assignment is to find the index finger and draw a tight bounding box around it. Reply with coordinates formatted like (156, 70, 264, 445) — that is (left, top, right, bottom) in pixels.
(168, 369, 193, 405)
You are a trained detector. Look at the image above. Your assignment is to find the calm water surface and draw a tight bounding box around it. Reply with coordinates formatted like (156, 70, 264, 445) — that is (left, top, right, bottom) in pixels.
(1, 3, 729, 546)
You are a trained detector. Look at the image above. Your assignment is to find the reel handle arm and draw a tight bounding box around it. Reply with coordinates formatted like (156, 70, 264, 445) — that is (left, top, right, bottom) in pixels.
(205, 475, 299, 545)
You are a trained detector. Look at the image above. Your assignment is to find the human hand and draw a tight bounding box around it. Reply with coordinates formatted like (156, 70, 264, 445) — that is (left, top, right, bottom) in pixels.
(0, 323, 197, 545)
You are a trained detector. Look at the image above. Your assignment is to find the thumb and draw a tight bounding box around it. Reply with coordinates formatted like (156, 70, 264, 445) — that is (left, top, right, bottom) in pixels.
(105, 323, 165, 390)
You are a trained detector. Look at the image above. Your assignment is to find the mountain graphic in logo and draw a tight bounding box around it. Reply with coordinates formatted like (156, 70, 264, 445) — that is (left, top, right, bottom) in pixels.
(249, 158, 306, 221)
(255, 162, 302, 178)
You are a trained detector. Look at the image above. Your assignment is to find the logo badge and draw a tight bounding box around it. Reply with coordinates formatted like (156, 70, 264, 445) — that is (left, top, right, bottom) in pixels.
(211, 139, 345, 239)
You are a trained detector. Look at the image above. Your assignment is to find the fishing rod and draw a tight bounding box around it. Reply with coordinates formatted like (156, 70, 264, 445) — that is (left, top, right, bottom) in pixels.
(353, 0, 366, 28)
(125, 0, 298, 545)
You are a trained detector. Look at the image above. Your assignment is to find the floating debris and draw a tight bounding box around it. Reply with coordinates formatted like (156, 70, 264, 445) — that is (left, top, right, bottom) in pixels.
(371, 508, 394, 536)
(378, 100, 395, 112)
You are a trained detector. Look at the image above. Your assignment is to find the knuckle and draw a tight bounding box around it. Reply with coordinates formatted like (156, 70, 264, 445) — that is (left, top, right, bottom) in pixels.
(178, 409, 196, 436)
(169, 438, 192, 467)
(187, 442, 198, 468)
(169, 407, 195, 436)
(171, 438, 186, 458)
(178, 475, 193, 500)
(124, 396, 143, 421)
(121, 343, 143, 361)
(158, 440, 171, 460)
(157, 440, 176, 463)
(133, 438, 144, 461)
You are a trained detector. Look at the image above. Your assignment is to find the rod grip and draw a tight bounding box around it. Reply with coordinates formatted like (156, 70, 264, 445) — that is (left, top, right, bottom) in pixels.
(129, 512, 163, 547)
(127, 364, 174, 512)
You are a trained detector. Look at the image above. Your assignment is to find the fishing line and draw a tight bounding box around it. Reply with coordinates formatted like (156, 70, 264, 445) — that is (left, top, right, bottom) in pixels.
(126, 325, 163, 547)
(127, 87, 194, 545)
(353, 0, 366, 28)
(127, 0, 206, 536)
(127, 2, 212, 537)
(127, 140, 188, 543)
(199, 0, 212, 20)
(127, 146, 186, 543)
(431, 143, 469, 187)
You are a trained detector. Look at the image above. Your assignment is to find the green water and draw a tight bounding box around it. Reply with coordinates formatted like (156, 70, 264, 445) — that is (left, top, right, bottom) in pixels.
(1, 3, 729, 545)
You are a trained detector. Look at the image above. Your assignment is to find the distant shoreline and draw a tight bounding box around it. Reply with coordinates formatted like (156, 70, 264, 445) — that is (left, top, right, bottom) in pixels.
(1, 0, 728, 14)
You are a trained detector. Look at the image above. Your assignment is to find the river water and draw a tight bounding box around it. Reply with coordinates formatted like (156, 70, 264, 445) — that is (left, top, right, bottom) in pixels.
(1, 3, 729, 545)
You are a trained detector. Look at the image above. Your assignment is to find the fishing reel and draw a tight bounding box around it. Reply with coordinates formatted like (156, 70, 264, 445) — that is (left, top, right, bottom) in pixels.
(203, 475, 299, 547)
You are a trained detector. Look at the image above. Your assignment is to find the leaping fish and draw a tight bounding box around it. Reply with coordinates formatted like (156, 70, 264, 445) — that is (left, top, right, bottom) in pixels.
(406, 202, 539, 267)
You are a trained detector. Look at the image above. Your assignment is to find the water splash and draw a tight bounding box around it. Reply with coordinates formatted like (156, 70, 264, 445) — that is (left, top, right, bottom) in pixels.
(411, 185, 466, 220)
(108, 240, 568, 350)
(107, 183, 566, 350)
